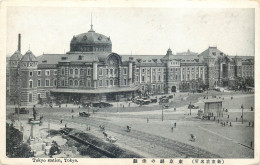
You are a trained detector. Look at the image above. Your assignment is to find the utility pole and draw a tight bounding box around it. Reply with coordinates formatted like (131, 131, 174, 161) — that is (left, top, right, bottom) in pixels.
(162, 104, 164, 121)
(241, 104, 244, 124)
(189, 101, 191, 115)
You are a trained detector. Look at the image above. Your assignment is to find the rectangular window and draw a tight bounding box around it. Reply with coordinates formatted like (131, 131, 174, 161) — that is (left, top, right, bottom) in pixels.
(29, 80, 33, 88)
(61, 68, 65, 75)
(176, 75, 178, 80)
(115, 69, 117, 74)
(87, 69, 91, 76)
(123, 68, 127, 75)
(99, 80, 102, 87)
(124, 79, 127, 85)
(142, 69, 145, 73)
(45, 70, 50, 76)
(136, 76, 139, 81)
(29, 93, 32, 102)
(99, 68, 103, 75)
(54, 70, 57, 75)
(29, 71, 33, 77)
(37, 71, 41, 76)
(45, 79, 50, 87)
(136, 68, 139, 73)
(54, 79, 57, 86)
(37, 79, 41, 87)
(106, 80, 109, 86)
(110, 69, 113, 75)
(106, 69, 109, 75)
(142, 76, 145, 82)
(87, 80, 91, 87)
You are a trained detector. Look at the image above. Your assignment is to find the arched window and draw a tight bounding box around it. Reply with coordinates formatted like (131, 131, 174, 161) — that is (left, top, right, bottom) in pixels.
(69, 80, 73, 86)
(70, 69, 73, 75)
(110, 80, 113, 86)
(61, 79, 65, 86)
(74, 80, 78, 86)
(75, 69, 78, 75)
(54, 79, 57, 86)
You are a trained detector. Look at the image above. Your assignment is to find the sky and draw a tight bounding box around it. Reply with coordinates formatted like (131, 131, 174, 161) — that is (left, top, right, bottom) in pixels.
(6, 7, 255, 56)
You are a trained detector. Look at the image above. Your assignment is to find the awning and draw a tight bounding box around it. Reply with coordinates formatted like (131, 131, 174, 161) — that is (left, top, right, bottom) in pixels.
(50, 86, 139, 94)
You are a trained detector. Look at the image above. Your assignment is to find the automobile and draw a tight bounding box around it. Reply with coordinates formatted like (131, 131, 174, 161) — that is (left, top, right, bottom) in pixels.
(79, 112, 91, 117)
(162, 104, 169, 109)
(168, 95, 173, 99)
(188, 104, 199, 109)
(135, 99, 144, 105)
(142, 100, 151, 105)
(15, 107, 29, 114)
(151, 98, 157, 103)
(100, 102, 113, 108)
(159, 98, 169, 104)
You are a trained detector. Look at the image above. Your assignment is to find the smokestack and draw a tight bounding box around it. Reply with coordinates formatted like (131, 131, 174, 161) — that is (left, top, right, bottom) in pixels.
(18, 33, 21, 52)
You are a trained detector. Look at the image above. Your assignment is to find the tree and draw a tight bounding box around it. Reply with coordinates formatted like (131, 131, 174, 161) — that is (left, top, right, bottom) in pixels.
(6, 123, 33, 158)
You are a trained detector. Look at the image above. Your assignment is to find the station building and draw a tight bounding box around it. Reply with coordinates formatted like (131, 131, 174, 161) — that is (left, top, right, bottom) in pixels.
(8, 25, 254, 106)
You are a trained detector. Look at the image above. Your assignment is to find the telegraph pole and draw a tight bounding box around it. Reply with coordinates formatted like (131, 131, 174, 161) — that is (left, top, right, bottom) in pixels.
(241, 104, 244, 124)
(162, 104, 164, 121)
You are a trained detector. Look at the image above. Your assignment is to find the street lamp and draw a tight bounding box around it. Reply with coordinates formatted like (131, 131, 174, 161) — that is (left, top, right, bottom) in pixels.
(189, 101, 191, 115)
(162, 104, 164, 121)
(241, 104, 244, 124)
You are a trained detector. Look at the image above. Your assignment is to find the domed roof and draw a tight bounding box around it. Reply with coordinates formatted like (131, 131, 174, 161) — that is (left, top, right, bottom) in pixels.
(21, 50, 37, 62)
(70, 31, 111, 45)
(10, 50, 23, 61)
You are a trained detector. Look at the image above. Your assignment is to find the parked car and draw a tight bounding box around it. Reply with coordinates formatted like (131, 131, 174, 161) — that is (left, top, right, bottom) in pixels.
(151, 98, 157, 103)
(168, 95, 173, 99)
(159, 98, 169, 104)
(142, 100, 151, 105)
(15, 107, 29, 114)
(188, 104, 199, 109)
(79, 112, 91, 117)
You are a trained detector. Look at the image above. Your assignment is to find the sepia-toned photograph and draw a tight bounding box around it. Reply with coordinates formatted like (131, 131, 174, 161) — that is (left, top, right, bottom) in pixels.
(1, 1, 259, 164)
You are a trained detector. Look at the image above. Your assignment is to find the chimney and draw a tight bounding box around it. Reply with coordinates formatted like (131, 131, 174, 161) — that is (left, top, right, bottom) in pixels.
(18, 33, 21, 52)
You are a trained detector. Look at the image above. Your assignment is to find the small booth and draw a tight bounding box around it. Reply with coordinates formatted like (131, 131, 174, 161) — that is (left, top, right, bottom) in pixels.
(198, 100, 223, 119)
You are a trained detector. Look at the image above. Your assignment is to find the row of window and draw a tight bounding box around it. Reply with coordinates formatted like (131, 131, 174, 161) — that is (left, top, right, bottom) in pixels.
(29, 70, 57, 77)
(29, 79, 57, 88)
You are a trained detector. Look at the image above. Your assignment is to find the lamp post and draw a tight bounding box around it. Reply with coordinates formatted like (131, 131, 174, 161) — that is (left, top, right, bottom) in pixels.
(241, 104, 244, 124)
(162, 104, 164, 121)
(189, 101, 191, 115)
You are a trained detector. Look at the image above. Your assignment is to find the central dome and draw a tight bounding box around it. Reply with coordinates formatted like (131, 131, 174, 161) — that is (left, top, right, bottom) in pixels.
(70, 25, 112, 52)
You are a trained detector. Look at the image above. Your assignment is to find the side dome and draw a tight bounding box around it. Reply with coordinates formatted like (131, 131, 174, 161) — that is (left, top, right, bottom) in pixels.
(21, 50, 37, 62)
(70, 26, 112, 52)
(10, 50, 23, 61)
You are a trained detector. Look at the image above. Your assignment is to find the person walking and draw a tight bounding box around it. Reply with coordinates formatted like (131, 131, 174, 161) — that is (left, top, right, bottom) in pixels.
(236, 117, 237, 122)
(171, 127, 173, 133)
(174, 122, 176, 128)
(147, 118, 149, 123)
(60, 120, 63, 124)
(230, 122, 232, 126)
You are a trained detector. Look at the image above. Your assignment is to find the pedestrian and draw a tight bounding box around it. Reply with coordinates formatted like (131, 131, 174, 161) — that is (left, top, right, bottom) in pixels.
(214, 116, 215, 121)
(60, 120, 63, 124)
(59, 104, 61, 108)
(171, 127, 173, 133)
(66, 104, 67, 107)
(72, 109, 74, 113)
(147, 118, 149, 123)
(249, 122, 251, 126)
(174, 122, 176, 128)
(65, 124, 67, 128)
(72, 115, 74, 119)
(174, 108, 176, 111)
(230, 122, 232, 126)
(236, 117, 237, 122)
(228, 115, 229, 118)
(79, 106, 80, 109)
(251, 106, 254, 111)
(224, 122, 225, 126)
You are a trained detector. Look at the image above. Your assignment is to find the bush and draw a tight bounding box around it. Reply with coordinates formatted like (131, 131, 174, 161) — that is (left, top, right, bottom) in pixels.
(6, 123, 33, 158)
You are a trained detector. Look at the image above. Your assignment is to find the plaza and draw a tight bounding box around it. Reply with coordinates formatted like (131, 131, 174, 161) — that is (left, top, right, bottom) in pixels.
(6, 90, 254, 158)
